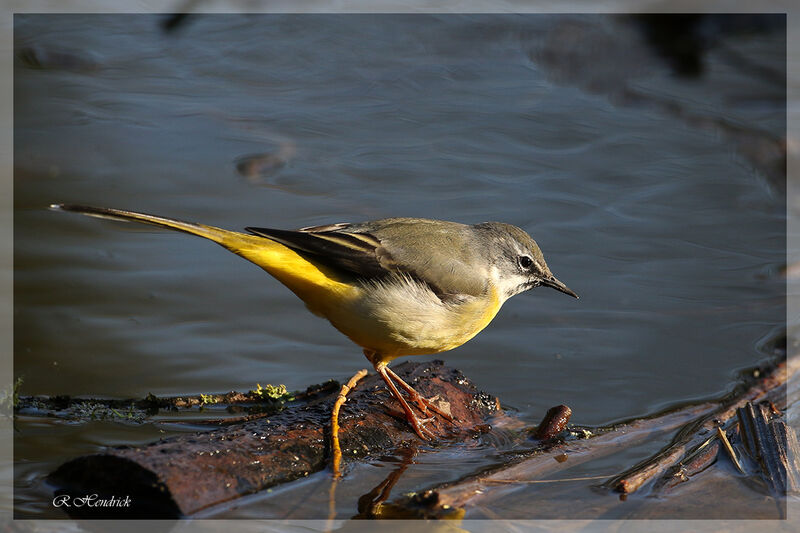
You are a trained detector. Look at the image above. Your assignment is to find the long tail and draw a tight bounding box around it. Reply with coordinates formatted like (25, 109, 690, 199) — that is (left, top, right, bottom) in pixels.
(50, 204, 353, 309)
(51, 204, 237, 244)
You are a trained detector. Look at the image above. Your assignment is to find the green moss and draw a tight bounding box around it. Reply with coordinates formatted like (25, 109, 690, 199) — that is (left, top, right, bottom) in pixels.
(200, 393, 216, 405)
(252, 383, 293, 402)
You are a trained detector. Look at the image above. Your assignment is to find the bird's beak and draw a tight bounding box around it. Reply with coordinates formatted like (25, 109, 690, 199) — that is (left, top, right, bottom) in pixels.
(540, 275, 579, 299)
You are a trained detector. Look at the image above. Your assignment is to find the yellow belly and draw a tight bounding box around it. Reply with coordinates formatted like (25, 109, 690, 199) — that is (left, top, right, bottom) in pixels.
(320, 278, 503, 362)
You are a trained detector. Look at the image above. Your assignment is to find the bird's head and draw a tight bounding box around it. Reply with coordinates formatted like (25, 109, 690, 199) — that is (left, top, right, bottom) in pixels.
(476, 222, 578, 302)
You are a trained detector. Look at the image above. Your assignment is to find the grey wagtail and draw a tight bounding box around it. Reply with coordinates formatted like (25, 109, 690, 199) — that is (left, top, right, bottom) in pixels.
(51, 204, 578, 438)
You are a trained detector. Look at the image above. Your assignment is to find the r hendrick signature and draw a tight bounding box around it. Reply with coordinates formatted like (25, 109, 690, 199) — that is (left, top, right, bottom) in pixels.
(52, 494, 132, 508)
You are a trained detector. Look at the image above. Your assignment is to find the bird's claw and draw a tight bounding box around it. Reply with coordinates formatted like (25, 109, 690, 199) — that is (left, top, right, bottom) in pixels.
(415, 395, 453, 421)
(407, 413, 436, 440)
(377, 364, 455, 440)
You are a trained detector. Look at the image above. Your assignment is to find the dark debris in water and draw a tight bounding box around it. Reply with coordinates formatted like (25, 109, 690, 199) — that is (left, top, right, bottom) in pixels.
(532, 404, 572, 441)
(14, 380, 310, 424)
(16, 396, 150, 423)
(16, 46, 99, 72)
(470, 391, 500, 413)
(234, 143, 296, 184)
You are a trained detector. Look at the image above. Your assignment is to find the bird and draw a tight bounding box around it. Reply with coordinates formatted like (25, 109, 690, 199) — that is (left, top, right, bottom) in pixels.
(51, 204, 578, 439)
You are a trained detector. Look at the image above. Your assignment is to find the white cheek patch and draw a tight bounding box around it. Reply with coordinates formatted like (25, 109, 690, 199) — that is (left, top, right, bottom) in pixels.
(490, 265, 527, 302)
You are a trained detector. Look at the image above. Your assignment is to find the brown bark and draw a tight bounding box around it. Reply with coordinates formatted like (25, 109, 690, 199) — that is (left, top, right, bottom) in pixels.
(46, 360, 500, 518)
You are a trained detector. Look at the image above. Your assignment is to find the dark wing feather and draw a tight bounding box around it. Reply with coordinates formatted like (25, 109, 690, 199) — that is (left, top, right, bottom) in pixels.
(245, 225, 389, 279)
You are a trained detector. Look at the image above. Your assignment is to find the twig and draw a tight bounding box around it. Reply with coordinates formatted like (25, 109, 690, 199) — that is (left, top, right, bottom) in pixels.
(534, 404, 572, 440)
(480, 475, 611, 484)
(330, 368, 368, 479)
(428, 400, 718, 513)
(326, 368, 368, 531)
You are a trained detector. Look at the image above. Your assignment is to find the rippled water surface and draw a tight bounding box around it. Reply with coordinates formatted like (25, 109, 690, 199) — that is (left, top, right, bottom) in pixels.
(13, 14, 786, 520)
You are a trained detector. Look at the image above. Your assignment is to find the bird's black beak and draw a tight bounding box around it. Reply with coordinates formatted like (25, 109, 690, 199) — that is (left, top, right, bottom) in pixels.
(541, 275, 579, 299)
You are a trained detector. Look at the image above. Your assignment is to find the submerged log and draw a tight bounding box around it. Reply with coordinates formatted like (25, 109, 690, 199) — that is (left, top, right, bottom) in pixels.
(377, 355, 798, 518)
(607, 355, 798, 495)
(46, 360, 500, 518)
(43, 353, 797, 520)
(383, 399, 717, 518)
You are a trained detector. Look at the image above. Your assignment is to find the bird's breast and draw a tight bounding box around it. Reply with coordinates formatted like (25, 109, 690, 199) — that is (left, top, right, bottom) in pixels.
(319, 275, 503, 361)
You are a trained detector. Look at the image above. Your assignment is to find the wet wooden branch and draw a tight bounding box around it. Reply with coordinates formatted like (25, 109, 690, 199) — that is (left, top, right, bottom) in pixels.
(45, 360, 500, 518)
(38, 352, 797, 520)
(378, 355, 797, 518)
(605, 355, 798, 494)
(533, 404, 572, 440)
(394, 399, 719, 517)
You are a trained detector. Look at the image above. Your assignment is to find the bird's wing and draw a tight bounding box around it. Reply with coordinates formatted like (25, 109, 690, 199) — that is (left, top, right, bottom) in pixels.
(246, 219, 488, 298)
(245, 224, 387, 279)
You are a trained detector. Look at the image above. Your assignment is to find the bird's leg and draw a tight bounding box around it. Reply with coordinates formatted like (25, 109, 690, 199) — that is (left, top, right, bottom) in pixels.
(374, 361, 435, 440)
(383, 366, 454, 421)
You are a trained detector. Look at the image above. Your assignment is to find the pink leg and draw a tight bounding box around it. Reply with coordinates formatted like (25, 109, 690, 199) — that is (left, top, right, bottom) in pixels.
(383, 366, 454, 421)
(374, 362, 435, 439)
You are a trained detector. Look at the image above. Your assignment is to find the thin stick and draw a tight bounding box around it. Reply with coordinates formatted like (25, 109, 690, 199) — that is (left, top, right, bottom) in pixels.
(327, 368, 368, 532)
(425, 356, 797, 514)
(330, 368, 368, 479)
(479, 474, 613, 484)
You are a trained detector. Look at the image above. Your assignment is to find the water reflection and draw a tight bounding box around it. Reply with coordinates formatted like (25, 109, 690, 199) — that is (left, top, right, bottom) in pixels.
(354, 445, 417, 519)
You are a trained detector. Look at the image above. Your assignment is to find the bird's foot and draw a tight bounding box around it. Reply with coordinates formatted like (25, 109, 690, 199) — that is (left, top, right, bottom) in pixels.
(404, 410, 437, 440)
(410, 393, 453, 422)
(383, 405, 435, 438)
(376, 364, 442, 440)
(383, 366, 454, 422)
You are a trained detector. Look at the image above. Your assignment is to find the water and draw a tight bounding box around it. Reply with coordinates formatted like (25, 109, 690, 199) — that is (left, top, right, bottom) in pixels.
(13, 14, 787, 520)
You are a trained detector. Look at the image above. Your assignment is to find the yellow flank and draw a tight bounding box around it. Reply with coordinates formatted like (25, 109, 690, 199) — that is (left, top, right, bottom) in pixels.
(157, 225, 360, 319)
(224, 233, 359, 316)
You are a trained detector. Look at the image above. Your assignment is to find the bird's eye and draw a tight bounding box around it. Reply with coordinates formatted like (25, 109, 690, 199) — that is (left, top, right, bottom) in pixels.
(518, 255, 533, 269)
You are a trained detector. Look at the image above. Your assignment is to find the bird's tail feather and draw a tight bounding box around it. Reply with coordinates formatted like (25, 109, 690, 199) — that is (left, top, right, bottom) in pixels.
(50, 204, 235, 244)
(50, 204, 354, 307)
